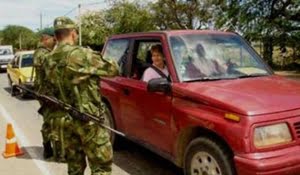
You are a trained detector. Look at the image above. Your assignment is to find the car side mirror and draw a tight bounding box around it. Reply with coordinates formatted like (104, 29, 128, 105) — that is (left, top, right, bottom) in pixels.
(147, 78, 171, 93)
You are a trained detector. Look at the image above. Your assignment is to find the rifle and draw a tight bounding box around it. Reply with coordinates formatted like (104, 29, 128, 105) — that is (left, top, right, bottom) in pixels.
(15, 85, 125, 137)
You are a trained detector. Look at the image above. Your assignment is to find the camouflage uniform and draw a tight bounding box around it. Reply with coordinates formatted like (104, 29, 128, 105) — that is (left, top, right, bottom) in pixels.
(33, 45, 50, 92)
(33, 30, 55, 159)
(33, 28, 55, 94)
(47, 17, 119, 175)
(43, 51, 67, 162)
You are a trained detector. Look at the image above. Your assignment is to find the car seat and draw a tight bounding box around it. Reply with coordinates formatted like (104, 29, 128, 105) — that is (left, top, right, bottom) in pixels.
(145, 50, 153, 64)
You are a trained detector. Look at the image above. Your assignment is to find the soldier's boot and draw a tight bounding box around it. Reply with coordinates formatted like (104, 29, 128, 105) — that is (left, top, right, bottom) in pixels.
(43, 141, 53, 159)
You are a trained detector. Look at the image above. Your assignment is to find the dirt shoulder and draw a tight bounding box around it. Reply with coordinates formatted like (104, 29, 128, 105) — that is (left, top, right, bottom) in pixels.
(275, 71, 300, 78)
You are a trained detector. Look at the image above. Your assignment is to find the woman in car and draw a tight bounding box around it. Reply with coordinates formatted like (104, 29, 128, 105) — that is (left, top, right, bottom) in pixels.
(142, 44, 169, 82)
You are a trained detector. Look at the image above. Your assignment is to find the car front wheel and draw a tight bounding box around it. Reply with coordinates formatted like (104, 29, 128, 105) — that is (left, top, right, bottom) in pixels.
(102, 103, 116, 145)
(18, 80, 26, 98)
(8, 75, 17, 96)
(184, 137, 236, 175)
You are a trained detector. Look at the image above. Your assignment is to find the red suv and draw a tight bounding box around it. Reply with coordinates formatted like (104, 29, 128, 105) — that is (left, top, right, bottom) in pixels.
(100, 30, 300, 175)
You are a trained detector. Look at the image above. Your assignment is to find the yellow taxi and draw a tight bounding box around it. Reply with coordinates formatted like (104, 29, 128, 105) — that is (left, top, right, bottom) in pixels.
(7, 50, 35, 96)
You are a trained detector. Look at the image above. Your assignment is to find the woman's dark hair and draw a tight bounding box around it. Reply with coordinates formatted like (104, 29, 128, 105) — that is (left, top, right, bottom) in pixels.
(151, 44, 163, 54)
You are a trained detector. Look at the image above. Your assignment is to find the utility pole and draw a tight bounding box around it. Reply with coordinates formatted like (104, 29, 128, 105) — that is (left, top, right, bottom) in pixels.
(19, 34, 22, 50)
(40, 12, 43, 31)
(78, 4, 82, 46)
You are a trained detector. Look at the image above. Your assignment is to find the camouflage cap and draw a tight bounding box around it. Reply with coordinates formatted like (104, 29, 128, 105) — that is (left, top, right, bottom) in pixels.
(53, 16, 76, 31)
(40, 28, 55, 36)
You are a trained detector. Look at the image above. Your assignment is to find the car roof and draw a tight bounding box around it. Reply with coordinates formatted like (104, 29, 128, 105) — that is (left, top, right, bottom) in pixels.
(0, 45, 13, 49)
(108, 30, 237, 40)
(15, 50, 34, 56)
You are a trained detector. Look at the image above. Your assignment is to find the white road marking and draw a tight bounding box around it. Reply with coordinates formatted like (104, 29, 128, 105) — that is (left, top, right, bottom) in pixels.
(6, 137, 17, 144)
(0, 104, 52, 175)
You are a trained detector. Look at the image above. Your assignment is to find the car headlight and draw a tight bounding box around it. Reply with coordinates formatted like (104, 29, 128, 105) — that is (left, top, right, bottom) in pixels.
(254, 123, 292, 148)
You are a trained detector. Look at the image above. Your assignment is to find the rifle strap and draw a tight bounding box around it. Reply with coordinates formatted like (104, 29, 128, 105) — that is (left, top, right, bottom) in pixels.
(59, 117, 66, 159)
(30, 66, 35, 83)
(50, 118, 57, 158)
(74, 85, 84, 113)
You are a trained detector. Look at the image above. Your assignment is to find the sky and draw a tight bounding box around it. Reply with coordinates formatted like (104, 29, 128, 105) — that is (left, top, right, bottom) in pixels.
(0, 0, 110, 31)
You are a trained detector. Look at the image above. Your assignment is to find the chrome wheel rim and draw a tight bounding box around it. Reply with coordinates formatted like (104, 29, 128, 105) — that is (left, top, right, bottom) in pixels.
(102, 109, 115, 143)
(103, 110, 111, 129)
(191, 152, 222, 175)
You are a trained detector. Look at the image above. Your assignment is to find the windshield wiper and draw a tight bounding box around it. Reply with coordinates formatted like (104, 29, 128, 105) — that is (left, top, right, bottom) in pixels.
(185, 77, 224, 82)
(236, 73, 269, 79)
(185, 73, 269, 82)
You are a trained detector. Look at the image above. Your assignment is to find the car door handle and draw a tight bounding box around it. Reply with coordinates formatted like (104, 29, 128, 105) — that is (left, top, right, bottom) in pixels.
(122, 88, 130, 96)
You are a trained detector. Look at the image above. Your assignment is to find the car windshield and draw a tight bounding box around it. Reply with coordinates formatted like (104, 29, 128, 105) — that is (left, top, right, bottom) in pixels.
(169, 34, 271, 82)
(21, 54, 33, 67)
(0, 49, 13, 55)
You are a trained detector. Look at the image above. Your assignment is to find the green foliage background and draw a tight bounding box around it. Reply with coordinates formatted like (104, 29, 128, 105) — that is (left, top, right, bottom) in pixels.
(1, 25, 38, 51)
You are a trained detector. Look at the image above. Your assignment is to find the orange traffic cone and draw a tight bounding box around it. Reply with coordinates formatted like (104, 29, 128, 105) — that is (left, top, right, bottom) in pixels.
(2, 123, 24, 158)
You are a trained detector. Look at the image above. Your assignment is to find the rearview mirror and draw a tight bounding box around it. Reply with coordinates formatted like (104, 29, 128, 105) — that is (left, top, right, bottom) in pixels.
(147, 78, 171, 93)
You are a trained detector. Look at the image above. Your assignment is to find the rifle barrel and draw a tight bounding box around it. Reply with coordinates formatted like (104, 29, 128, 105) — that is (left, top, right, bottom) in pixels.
(15, 85, 125, 137)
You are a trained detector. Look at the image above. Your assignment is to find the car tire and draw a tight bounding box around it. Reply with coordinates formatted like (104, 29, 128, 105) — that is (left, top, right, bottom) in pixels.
(184, 137, 236, 175)
(8, 75, 16, 96)
(8, 75, 12, 87)
(102, 103, 116, 146)
(18, 80, 26, 98)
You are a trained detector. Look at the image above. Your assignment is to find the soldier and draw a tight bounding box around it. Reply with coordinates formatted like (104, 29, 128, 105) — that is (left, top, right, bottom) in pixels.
(33, 28, 56, 91)
(46, 16, 118, 175)
(32, 28, 56, 159)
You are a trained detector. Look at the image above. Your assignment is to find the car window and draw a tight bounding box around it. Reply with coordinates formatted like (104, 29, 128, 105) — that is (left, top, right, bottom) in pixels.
(169, 34, 270, 82)
(21, 54, 33, 67)
(10, 56, 16, 65)
(130, 40, 166, 80)
(12, 56, 20, 67)
(0, 49, 12, 55)
(136, 42, 161, 63)
(221, 43, 258, 67)
(103, 39, 130, 76)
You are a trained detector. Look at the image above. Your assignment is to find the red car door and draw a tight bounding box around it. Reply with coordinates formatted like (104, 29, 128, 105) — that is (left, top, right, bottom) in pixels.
(101, 38, 132, 133)
(120, 78, 174, 153)
(119, 37, 174, 153)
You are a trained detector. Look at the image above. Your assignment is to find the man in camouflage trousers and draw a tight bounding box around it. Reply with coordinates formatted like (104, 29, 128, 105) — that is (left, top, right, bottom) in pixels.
(45, 16, 118, 175)
(33, 28, 56, 159)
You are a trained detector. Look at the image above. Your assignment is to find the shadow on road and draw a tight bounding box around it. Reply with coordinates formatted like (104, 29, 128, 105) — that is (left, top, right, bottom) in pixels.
(2, 86, 35, 101)
(0, 69, 7, 74)
(18, 146, 43, 160)
(3, 87, 11, 94)
(17, 139, 182, 175)
(17, 146, 48, 161)
(113, 138, 182, 175)
(17, 146, 65, 163)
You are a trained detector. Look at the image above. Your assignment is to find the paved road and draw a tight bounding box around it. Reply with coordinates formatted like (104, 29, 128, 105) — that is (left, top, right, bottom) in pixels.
(0, 72, 181, 175)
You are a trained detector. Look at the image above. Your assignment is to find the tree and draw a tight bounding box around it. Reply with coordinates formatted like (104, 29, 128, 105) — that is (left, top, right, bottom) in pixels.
(80, 11, 110, 48)
(151, 0, 225, 30)
(79, 0, 155, 48)
(105, 0, 156, 33)
(288, 31, 300, 62)
(0, 30, 3, 45)
(1, 25, 38, 50)
(217, 0, 300, 66)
